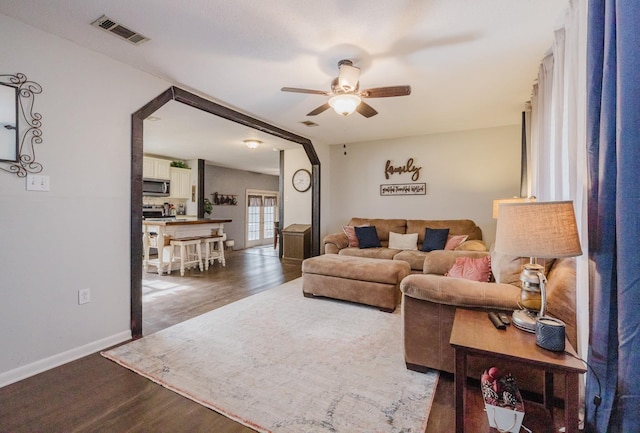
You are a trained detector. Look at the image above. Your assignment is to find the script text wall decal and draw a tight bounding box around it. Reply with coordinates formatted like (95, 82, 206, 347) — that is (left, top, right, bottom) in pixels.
(380, 183, 427, 196)
(385, 158, 421, 181)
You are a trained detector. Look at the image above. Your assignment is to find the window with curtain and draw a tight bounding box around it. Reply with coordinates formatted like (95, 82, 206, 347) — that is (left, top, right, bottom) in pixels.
(247, 195, 263, 242)
(263, 196, 276, 239)
(526, 0, 592, 428)
(246, 191, 278, 247)
(584, 1, 640, 431)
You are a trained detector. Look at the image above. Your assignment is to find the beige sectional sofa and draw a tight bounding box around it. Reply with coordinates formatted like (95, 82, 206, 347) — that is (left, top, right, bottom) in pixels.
(321, 217, 578, 398)
(322, 217, 487, 271)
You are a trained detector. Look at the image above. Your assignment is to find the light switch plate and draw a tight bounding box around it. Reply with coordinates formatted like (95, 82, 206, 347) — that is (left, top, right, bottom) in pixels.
(26, 174, 50, 191)
(78, 288, 91, 305)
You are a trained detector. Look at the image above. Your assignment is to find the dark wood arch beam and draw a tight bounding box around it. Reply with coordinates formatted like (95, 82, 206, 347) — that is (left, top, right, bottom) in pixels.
(130, 86, 320, 338)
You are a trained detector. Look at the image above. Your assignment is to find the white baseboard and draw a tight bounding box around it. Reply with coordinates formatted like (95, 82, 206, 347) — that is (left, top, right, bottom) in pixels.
(0, 330, 132, 388)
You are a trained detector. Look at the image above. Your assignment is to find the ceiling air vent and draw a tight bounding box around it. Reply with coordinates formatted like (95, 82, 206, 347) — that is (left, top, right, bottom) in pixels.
(91, 15, 150, 45)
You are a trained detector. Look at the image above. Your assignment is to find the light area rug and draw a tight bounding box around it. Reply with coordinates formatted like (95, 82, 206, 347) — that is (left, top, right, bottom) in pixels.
(102, 278, 438, 433)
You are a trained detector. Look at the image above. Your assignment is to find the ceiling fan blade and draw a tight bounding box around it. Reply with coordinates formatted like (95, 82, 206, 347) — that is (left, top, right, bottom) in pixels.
(356, 101, 378, 118)
(307, 103, 331, 116)
(281, 87, 330, 96)
(360, 86, 412, 98)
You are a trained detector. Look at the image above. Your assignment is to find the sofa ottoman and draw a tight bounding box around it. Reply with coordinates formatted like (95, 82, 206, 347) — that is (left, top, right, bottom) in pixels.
(302, 255, 411, 312)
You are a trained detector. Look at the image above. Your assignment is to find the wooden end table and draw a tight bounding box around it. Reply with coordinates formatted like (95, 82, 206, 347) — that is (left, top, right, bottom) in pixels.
(450, 308, 586, 433)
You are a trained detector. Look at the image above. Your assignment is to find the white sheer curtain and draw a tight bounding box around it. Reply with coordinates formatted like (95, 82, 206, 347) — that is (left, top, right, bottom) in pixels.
(530, 5, 585, 202)
(529, 53, 555, 199)
(248, 195, 263, 207)
(528, 0, 589, 362)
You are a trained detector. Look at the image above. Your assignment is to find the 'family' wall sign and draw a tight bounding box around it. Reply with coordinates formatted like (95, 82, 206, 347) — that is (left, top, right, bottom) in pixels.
(381, 157, 426, 196)
(384, 158, 421, 181)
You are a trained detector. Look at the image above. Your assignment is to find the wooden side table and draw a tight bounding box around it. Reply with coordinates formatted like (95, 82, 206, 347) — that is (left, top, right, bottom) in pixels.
(450, 309, 586, 433)
(282, 224, 311, 262)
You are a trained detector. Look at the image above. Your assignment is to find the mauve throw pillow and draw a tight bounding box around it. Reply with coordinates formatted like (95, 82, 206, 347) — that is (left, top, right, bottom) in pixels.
(445, 234, 469, 250)
(421, 228, 450, 252)
(343, 226, 359, 247)
(445, 255, 492, 282)
(355, 226, 381, 249)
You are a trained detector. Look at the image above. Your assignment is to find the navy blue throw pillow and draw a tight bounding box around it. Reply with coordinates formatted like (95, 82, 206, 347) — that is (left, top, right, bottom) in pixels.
(355, 226, 381, 249)
(421, 228, 450, 252)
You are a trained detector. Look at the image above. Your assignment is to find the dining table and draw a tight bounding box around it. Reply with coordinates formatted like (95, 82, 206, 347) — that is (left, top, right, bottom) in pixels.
(143, 218, 232, 275)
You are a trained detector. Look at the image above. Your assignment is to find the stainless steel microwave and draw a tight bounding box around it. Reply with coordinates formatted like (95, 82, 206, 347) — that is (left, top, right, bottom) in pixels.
(143, 178, 170, 196)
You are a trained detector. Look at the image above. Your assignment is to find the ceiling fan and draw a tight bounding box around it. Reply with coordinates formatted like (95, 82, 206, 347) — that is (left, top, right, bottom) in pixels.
(281, 59, 411, 118)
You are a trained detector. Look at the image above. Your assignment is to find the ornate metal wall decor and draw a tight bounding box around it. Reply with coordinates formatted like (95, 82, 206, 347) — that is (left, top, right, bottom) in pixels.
(0, 73, 43, 177)
(211, 192, 238, 205)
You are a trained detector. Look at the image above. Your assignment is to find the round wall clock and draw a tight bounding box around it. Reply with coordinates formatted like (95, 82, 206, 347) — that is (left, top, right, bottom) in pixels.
(292, 168, 311, 192)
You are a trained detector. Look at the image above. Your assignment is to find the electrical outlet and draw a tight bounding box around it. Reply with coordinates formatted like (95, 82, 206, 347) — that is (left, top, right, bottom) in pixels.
(78, 288, 91, 305)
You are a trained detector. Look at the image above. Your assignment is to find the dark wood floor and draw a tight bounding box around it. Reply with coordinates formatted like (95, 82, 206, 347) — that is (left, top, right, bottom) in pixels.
(0, 246, 474, 433)
(142, 246, 298, 335)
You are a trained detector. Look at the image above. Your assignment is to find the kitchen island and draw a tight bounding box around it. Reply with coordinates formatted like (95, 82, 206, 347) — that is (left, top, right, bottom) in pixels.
(143, 218, 232, 274)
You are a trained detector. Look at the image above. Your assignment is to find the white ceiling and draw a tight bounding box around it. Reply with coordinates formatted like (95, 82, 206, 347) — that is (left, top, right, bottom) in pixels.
(0, 0, 568, 175)
(143, 101, 301, 176)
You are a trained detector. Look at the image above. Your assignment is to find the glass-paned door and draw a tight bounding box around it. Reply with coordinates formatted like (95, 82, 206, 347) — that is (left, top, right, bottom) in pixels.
(246, 190, 278, 248)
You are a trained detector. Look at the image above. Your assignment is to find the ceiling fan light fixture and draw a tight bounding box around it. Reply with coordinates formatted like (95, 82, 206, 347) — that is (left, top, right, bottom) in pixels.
(338, 62, 360, 92)
(281, 59, 410, 119)
(244, 139, 261, 149)
(329, 94, 361, 116)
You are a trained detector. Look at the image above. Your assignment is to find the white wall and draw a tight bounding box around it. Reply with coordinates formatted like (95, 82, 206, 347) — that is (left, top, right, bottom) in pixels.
(0, 13, 519, 386)
(327, 126, 522, 247)
(282, 148, 313, 228)
(282, 142, 333, 254)
(0, 14, 169, 385)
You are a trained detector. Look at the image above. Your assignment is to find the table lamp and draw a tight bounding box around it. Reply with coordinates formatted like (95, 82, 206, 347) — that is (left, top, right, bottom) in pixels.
(494, 201, 582, 332)
(492, 196, 536, 219)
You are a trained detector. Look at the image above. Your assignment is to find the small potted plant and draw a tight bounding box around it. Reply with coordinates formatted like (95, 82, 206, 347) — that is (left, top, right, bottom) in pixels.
(203, 198, 213, 216)
(170, 160, 189, 169)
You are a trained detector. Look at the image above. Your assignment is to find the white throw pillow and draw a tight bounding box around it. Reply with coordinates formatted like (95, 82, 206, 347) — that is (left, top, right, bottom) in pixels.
(388, 232, 418, 250)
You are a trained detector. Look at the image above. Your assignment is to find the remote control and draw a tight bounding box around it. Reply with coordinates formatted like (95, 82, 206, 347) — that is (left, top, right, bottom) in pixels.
(498, 312, 511, 325)
(488, 312, 506, 330)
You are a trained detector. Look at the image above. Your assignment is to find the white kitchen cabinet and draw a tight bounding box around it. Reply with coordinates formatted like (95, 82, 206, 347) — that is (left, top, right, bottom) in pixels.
(143, 156, 171, 180)
(169, 167, 192, 199)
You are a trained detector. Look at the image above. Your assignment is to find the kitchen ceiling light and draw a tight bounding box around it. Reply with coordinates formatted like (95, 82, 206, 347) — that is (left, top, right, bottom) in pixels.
(244, 139, 261, 149)
(328, 94, 361, 116)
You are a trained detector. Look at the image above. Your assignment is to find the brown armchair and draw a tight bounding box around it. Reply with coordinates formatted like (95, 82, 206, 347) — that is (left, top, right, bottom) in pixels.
(400, 250, 577, 395)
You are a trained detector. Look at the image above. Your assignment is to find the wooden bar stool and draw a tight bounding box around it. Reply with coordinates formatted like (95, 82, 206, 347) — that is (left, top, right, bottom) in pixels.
(202, 234, 226, 270)
(273, 221, 280, 249)
(168, 237, 203, 276)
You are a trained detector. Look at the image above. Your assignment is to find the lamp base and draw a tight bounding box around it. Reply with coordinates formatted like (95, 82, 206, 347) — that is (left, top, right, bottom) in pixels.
(512, 309, 538, 333)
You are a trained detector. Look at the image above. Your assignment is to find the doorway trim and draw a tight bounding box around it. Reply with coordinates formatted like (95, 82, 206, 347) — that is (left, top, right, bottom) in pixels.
(131, 86, 320, 338)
